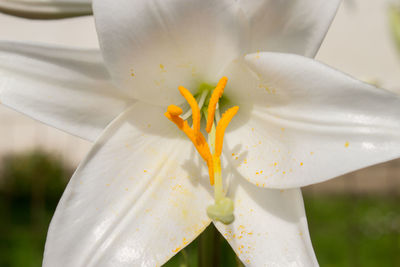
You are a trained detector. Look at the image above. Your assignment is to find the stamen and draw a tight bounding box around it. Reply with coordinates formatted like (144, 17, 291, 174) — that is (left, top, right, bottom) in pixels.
(181, 108, 192, 121)
(206, 77, 228, 133)
(197, 90, 209, 112)
(181, 90, 208, 120)
(215, 106, 239, 157)
(178, 86, 201, 136)
(165, 78, 238, 224)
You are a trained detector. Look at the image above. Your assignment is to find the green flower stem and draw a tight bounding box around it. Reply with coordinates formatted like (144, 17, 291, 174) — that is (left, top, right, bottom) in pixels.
(198, 225, 217, 267)
(179, 248, 189, 267)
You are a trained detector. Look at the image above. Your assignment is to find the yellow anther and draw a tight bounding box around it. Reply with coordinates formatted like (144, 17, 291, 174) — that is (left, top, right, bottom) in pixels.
(167, 105, 183, 116)
(206, 77, 228, 133)
(178, 86, 201, 136)
(215, 106, 239, 157)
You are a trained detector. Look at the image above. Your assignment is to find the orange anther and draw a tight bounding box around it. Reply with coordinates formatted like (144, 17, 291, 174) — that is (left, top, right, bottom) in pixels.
(206, 77, 228, 133)
(178, 86, 201, 136)
(167, 105, 183, 116)
(215, 106, 239, 157)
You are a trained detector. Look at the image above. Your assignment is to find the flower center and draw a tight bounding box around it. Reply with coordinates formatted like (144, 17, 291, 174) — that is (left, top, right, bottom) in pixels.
(164, 77, 238, 224)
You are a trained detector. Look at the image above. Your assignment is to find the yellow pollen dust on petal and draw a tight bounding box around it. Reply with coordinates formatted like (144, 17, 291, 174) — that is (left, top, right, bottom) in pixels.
(206, 76, 228, 133)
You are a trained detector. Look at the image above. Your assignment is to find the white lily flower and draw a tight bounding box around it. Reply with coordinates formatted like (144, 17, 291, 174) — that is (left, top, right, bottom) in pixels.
(1, 0, 400, 266)
(0, 0, 92, 19)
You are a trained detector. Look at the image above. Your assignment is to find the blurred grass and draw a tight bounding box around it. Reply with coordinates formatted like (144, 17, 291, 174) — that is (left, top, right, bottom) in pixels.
(0, 151, 399, 266)
(0, 150, 70, 267)
(306, 194, 400, 267)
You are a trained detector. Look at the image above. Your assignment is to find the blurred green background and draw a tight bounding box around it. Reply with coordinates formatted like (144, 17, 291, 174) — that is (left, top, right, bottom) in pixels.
(0, 150, 399, 267)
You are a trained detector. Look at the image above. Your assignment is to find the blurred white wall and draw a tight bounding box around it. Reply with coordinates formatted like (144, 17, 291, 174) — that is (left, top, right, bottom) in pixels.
(317, 0, 400, 92)
(0, 0, 400, 167)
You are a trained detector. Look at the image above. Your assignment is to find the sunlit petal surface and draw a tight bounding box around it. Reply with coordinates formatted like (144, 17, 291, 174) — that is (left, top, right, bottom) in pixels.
(44, 102, 213, 267)
(237, 0, 341, 57)
(215, 180, 317, 266)
(221, 52, 400, 188)
(93, 0, 245, 106)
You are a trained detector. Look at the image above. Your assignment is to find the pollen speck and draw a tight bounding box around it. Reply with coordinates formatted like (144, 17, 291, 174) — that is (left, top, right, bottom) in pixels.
(172, 247, 181, 253)
(160, 64, 166, 73)
(300, 162, 303, 166)
(345, 141, 350, 148)
(144, 170, 147, 173)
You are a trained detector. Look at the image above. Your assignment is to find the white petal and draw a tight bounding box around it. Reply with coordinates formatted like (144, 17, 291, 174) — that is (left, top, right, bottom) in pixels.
(44, 102, 213, 267)
(0, 0, 92, 19)
(0, 41, 132, 142)
(214, 179, 317, 267)
(237, 0, 341, 57)
(222, 52, 400, 188)
(93, 0, 245, 106)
